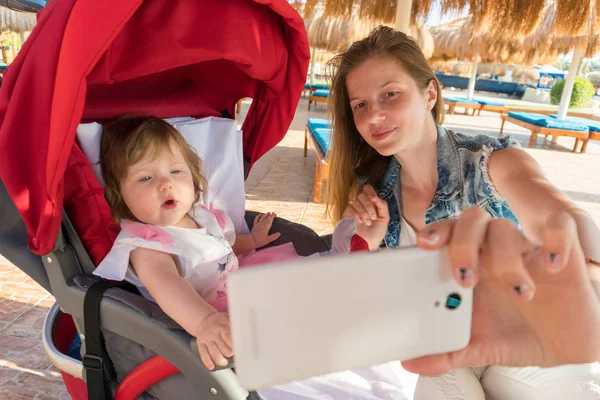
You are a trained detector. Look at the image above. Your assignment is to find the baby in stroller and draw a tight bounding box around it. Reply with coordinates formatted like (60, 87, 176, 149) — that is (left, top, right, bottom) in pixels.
(91, 114, 420, 399)
(93, 114, 353, 372)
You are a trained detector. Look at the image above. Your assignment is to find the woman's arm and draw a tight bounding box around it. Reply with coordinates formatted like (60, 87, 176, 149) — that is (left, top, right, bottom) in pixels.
(488, 147, 600, 264)
(130, 247, 216, 336)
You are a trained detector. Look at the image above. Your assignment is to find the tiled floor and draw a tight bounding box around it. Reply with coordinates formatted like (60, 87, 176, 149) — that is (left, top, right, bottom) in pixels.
(1, 94, 599, 398)
(0, 260, 70, 399)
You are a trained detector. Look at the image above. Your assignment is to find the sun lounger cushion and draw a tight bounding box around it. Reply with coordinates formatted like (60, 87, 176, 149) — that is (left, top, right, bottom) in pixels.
(507, 111, 589, 132)
(443, 96, 479, 104)
(312, 128, 331, 155)
(311, 83, 329, 90)
(477, 100, 506, 106)
(312, 89, 329, 98)
(307, 118, 332, 133)
(549, 115, 600, 132)
(304, 83, 311, 89)
(76, 116, 249, 234)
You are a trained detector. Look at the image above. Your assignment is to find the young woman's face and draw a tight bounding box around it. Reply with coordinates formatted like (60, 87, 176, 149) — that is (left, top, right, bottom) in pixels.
(346, 57, 437, 156)
(120, 140, 195, 226)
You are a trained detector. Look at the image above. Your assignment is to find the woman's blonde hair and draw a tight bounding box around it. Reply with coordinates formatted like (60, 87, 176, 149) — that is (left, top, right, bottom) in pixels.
(100, 115, 207, 223)
(325, 26, 445, 223)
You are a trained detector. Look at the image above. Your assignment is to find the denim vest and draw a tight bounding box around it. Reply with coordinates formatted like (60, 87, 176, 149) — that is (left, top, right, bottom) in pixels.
(377, 125, 520, 249)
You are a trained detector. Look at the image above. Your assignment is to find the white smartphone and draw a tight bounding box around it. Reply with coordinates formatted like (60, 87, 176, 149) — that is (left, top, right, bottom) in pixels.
(227, 247, 472, 389)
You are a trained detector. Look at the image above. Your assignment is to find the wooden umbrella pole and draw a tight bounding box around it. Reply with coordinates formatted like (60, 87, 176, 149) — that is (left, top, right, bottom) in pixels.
(467, 51, 479, 100)
(395, 0, 412, 33)
(310, 47, 315, 86)
(557, 45, 584, 121)
(11, 32, 18, 60)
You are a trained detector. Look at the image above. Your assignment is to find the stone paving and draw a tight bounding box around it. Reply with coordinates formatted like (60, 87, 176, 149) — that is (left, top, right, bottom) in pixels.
(0, 94, 599, 398)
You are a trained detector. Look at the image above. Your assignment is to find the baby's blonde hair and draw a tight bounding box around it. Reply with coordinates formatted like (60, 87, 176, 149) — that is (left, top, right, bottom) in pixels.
(100, 115, 207, 223)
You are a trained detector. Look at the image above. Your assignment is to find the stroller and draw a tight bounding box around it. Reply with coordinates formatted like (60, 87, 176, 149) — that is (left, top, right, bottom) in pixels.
(0, 0, 324, 398)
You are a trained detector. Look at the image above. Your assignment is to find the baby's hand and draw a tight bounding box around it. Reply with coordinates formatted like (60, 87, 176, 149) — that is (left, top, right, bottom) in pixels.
(251, 212, 281, 248)
(195, 312, 233, 370)
(343, 185, 390, 251)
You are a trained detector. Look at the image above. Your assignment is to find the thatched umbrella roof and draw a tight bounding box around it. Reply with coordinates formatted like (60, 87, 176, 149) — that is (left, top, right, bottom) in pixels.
(301, 0, 469, 27)
(0, 8, 36, 33)
(429, 18, 473, 62)
(512, 66, 542, 82)
(431, 61, 541, 83)
(520, 1, 600, 58)
(429, 14, 572, 65)
(305, 8, 434, 58)
(300, 0, 595, 41)
(429, 18, 530, 64)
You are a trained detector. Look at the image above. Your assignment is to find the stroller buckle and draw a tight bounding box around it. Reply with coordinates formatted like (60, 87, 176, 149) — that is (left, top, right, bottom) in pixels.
(82, 354, 103, 371)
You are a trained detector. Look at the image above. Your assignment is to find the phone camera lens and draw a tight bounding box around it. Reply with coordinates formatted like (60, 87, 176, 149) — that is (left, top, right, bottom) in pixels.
(445, 293, 461, 310)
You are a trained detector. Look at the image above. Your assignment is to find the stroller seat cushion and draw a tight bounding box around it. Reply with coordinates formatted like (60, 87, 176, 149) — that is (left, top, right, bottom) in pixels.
(76, 116, 248, 234)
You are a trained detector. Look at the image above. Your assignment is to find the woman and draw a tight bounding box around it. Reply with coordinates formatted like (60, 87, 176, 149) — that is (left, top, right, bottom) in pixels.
(326, 26, 600, 399)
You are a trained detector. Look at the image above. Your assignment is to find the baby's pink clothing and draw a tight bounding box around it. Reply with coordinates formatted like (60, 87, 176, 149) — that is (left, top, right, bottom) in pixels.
(210, 242, 302, 312)
(239, 241, 300, 268)
(94, 204, 303, 312)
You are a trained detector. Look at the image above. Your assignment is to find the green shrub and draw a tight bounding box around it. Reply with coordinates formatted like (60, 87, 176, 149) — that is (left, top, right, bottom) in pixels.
(550, 76, 595, 108)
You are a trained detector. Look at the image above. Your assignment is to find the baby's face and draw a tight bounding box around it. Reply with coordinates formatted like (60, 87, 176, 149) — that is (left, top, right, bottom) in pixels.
(120, 142, 195, 227)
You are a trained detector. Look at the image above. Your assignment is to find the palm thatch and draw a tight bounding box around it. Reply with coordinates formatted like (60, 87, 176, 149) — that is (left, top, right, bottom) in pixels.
(431, 61, 541, 83)
(300, 0, 596, 42)
(0, 8, 36, 33)
(512, 65, 542, 82)
(429, 17, 525, 63)
(431, 61, 505, 76)
(302, 0, 470, 24)
(522, 1, 600, 58)
(305, 7, 434, 58)
(312, 50, 337, 62)
(469, 0, 547, 37)
(429, 11, 584, 66)
(429, 18, 472, 61)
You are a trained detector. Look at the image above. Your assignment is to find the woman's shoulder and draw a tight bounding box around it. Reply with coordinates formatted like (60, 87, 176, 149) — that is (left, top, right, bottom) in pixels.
(443, 126, 520, 154)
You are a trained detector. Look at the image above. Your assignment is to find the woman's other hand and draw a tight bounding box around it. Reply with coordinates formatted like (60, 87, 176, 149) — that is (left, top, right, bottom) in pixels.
(343, 185, 390, 251)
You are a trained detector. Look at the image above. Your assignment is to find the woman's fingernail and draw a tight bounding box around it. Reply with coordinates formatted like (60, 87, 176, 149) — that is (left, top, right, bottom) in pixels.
(513, 284, 534, 302)
(418, 229, 439, 246)
(370, 212, 377, 220)
(546, 253, 562, 272)
(457, 267, 473, 287)
(365, 219, 372, 226)
(459, 267, 469, 280)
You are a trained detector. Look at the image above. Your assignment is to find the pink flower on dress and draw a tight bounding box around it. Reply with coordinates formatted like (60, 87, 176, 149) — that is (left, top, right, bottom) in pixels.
(121, 221, 175, 250)
(197, 203, 228, 231)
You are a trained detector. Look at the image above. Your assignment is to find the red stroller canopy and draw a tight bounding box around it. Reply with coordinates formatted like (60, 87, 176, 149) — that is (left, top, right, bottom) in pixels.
(0, 0, 310, 256)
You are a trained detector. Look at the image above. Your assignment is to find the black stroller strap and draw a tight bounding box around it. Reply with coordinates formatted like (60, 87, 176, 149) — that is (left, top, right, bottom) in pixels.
(83, 279, 114, 400)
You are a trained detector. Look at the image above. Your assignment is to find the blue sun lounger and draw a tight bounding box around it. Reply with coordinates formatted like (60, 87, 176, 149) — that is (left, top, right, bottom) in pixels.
(500, 111, 590, 152)
(303, 82, 330, 97)
(305, 118, 332, 202)
(443, 96, 481, 115)
(549, 115, 600, 153)
(475, 99, 508, 115)
(308, 89, 329, 111)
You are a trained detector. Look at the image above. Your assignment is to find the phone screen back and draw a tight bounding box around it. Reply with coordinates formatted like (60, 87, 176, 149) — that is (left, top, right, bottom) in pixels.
(227, 247, 472, 389)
